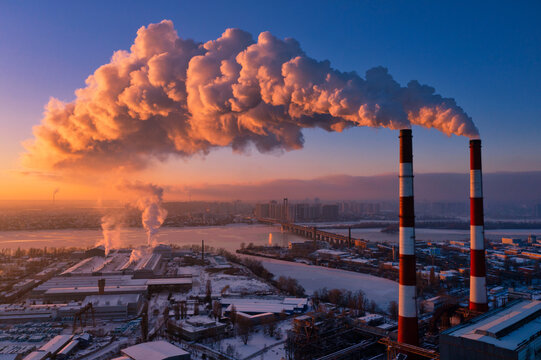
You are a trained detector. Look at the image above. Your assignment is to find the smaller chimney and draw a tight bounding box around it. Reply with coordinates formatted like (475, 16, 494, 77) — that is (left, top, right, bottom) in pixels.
(348, 227, 352, 248)
(98, 278, 105, 295)
(202, 239, 205, 262)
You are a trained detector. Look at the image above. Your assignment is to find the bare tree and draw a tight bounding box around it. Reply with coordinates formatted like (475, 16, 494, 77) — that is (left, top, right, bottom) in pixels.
(266, 321, 277, 337)
(237, 319, 251, 345)
(388, 301, 398, 321)
(205, 279, 212, 305)
(212, 300, 222, 321)
(229, 304, 237, 325)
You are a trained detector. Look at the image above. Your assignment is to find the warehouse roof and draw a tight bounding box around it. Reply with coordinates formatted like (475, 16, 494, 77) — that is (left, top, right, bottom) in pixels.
(146, 278, 192, 286)
(121, 341, 189, 360)
(443, 300, 541, 350)
(39, 334, 73, 355)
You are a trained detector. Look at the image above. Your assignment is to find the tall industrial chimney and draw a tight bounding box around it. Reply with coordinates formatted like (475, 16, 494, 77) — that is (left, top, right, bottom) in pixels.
(469, 139, 488, 312)
(398, 129, 418, 345)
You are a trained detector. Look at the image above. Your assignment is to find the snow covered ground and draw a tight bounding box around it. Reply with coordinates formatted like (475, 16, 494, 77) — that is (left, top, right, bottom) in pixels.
(251, 256, 398, 309)
(207, 319, 291, 360)
(206, 273, 274, 295)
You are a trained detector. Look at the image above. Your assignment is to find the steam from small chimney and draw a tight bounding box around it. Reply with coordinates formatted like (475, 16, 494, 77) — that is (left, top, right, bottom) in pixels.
(120, 180, 167, 246)
(97, 213, 122, 256)
(23, 20, 478, 174)
(52, 188, 60, 204)
(129, 247, 146, 264)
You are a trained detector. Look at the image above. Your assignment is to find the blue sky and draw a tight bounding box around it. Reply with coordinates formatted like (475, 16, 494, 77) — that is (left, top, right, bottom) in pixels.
(0, 0, 539, 200)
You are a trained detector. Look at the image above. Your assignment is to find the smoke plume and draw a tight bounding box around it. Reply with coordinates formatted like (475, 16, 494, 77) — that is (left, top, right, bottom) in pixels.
(128, 247, 147, 264)
(97, 213, 123, 256)
(120, 180, 167, 246)
(52, 188, 60, 203)
(22, 20, 478, 173)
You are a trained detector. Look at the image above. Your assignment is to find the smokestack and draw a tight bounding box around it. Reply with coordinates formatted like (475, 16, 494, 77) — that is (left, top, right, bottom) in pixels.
(398, 129, 418, 345)
(469, 139, 488, 312)
(202, 239, 205, 262)
(98, 278, 105, 295)
(283, 198, 289, 222)
(348, 227, 352, 248)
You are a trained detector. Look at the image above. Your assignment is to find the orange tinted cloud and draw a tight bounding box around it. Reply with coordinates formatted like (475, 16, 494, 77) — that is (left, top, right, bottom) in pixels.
(22, 20, 478, 177)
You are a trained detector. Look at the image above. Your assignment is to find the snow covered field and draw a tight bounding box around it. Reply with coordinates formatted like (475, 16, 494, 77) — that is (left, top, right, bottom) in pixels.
(252, 256, 398, 308)
(207, 319, 291, 360)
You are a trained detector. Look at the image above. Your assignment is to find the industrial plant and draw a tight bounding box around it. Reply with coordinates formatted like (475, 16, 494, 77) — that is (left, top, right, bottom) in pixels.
(0, 130, 538, 360)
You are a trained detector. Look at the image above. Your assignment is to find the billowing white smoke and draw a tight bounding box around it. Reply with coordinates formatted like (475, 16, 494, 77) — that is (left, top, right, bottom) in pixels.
(23, 20, 478, 172)
(120, 181, 168, 247)
(128, 247, 146, 264)
(97, 213, 122, 256)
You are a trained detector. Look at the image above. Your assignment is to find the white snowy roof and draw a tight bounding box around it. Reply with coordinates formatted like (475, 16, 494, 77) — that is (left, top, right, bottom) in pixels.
(39, 334, 73, 354)
(83, 293, 141, 307)
(45, 285, 147, 294)
(146, 278, 192, 285)
(22, 351, 49, 360)
(121, 341, 189, 360)
(226, 303, 294, 314)
(445, 300, 541, 350)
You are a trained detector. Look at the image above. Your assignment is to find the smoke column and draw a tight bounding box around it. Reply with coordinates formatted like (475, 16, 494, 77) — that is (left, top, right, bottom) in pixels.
(120, 181, 168, 247)
(23, 20, 478, 173)
(52, 188, 60, 204)
(98, 213, 122, 256)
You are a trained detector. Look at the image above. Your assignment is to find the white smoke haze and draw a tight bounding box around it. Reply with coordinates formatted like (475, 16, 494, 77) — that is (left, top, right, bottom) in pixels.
(22, 20, 478, 173)
(119, 180, 168, 247)
(128, 247, 148, 264)
(97, 213, 123, 256)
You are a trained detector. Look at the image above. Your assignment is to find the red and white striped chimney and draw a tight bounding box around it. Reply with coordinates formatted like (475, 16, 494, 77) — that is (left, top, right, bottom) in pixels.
(469, 139, 488, 312)
(398, 129, 418, 345)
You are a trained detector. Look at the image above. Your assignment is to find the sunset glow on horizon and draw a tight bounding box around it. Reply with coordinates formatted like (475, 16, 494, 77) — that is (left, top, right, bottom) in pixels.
(1, 1, 540, 202)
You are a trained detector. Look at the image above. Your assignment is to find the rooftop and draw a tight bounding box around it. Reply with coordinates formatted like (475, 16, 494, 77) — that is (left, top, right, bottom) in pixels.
(146, 278, 192, 286)
(39, 334, 73, 354)
(443, 300, 541, 350)
(121, 340, 189, 360)
(83, 293, 141, 307)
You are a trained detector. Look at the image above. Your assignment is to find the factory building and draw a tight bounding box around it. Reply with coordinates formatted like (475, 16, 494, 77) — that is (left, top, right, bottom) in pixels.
(22, 335, 73, 360)
(31, 274, 192, 303)
(221, 297, 308, 317)
(440, 300, 541, 360)
(82, 294, 143, 318)
(120, 341, 190, 360)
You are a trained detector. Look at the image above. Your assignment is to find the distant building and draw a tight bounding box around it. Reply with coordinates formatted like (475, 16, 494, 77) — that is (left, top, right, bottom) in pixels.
(502, 237, 523, 246)
(167, 315, 227, 341)
(82, 293, 142, 318)
(321, 204, 339, 220)
(84, 246, 105, 258)
(440, 300, 541, 360)
(288, 241, 314, 253)
(121, 341, 190, 360)
(22, 335, 74, 360)
(255, 203, 270, 218)
(423, 296, 446, 313)
(357, 314, 384, 326)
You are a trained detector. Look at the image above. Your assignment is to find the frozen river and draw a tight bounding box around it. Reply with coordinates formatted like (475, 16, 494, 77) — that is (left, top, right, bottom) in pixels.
(2, 223, 538, 307)
(0, 224, 304, 252)
(0, 224, 539, 251)
(249, 256, 398, 309)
